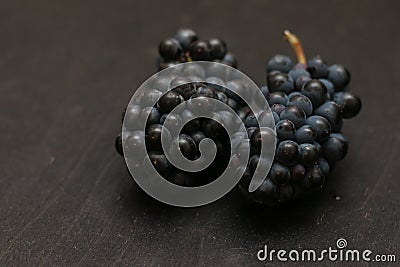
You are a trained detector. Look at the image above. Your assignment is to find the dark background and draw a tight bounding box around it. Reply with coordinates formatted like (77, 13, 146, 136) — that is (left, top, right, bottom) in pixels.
(1, 0, 399, 266)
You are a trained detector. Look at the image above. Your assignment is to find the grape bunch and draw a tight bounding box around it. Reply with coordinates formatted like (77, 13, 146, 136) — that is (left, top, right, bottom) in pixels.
(238, 31, 361, 205)
(115, 29, 361, 207)
(157, 28, 238, 70)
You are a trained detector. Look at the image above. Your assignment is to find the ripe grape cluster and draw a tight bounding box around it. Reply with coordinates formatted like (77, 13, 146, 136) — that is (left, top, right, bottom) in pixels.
(238, 53, 361, 205)
(115, 29, 362, 206)
(157, 29, 237, 70)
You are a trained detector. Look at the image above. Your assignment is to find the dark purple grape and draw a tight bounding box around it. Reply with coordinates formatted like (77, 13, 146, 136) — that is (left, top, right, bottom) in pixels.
(322, 133, 348, 163)
(295, 125, 317, 144)
(266, 54, 293, 73)
(190, 40, 212, 61)
(208, 38, 227, 60)
(279, 105, 306, 129)
(333, 92, 361, 118)
(307, 56, 328, 78)
(287, 94, 313, 117)
(306, 115, 331, 143)
(301, 79, 328, 108)
(327, 64, 350, 91)
(267, 72, 294, 94)
(159, 38, 182, 61)
(157, 91, 184, 114)
(174, 28, 198, 51)
(276, 140, 300, 166)
(275, 119, 296, 141)
(299, 143, 320, 167)
(178, 134, 197, 160)
(313, 101, 343, 130)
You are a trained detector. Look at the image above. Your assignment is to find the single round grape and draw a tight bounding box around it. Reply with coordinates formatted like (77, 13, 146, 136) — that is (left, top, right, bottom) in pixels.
(178, 134, 197, 160)
(299, 143, 320, 166)
(269, 162, 291, 184)
(305, 115, 331, 143)
(307, 56, 328, 78)
(190, 40, 212, 61)
(250, 128, 277, 154)
(159, 38, 182, 61)
(208, 38, 227, 60)
(244, 114, 258, 128)
(327, 64, 350, 91)
(295, 125, 317, 144)
(275, 119, 296, 141)
(288, 68, 310, 82)
(276, 140, 300, 166)
(174, 28, 198, 51)
(322, 134, 348, 163)
(313, 101, 343, 131)
(266, 54, 293, 73)
(267, 92, 288, 105)
(157, 91, 184, 114)
(301, 79, 328, 107)
(279, 105, 306, 129)
(267, 72, 294, 94)
(333, 92, 361, 118)
(287, 94, 313, 117)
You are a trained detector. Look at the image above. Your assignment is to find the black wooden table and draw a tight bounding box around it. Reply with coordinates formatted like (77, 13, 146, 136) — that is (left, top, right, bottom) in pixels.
(1, 0, 399, 266)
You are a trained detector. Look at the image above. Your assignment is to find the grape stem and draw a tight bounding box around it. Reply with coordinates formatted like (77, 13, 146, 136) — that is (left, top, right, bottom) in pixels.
(284, 30, 306, 65)
(185, 52, 193, 62)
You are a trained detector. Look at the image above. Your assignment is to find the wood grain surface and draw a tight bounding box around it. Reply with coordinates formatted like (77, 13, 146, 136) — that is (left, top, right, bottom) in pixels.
(1, 0, 399, 266)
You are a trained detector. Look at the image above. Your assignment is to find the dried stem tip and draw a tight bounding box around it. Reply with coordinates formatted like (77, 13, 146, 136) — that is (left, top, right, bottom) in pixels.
(284, 30, 306, 65)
